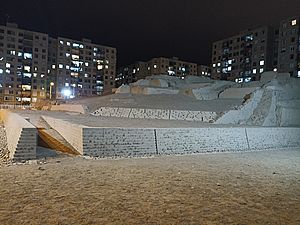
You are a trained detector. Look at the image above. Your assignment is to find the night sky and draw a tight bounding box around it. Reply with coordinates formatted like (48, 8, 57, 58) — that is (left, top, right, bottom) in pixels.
(1, 0, 299, 67)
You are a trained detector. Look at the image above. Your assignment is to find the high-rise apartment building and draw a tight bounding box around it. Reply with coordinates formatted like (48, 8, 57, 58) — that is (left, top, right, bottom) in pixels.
(146, 57, 197, 77)
(0, 23, 49, 104)
(197, 65, 211, 77)
(277, 17, 300, 77)
(211, 26, 278, 83)
(0, 23, 116, 104)
(115, 61, 147, 87)
(48, 37, 116, 99)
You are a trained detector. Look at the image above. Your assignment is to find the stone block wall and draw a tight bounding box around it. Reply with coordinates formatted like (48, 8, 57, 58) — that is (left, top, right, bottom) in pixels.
(156, 128, 249, 154)
(92, 107, 219, 122)
(0, 110, 37, 160)
(82, 128, 156, 157)
(246, 127, 300, 150)
(42, 116, 300, 158)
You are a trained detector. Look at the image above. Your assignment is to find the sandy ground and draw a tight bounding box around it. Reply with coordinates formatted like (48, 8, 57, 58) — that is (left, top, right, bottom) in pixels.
(0, 149, 299, 225)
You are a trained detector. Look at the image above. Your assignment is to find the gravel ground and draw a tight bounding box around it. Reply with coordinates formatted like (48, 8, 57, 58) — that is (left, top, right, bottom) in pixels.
(0, 123, 10, 165)
(0, 149, 299, 225)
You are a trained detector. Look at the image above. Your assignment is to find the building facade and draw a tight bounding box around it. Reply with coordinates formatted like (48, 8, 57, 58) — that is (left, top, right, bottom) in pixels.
(146, 57, 197, 78)
(277, 17, 300, 77)
(211, 26, 278, 83)
(0, 23, 49, 104)
(48, 37, 116, 99)
(115, 61, 147, 87)
(197, 65, 211, 76)
(0, 23, 116, 104)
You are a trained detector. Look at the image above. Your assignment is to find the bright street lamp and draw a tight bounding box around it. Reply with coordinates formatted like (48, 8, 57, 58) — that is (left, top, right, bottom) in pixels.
(50, 82, 54, 99)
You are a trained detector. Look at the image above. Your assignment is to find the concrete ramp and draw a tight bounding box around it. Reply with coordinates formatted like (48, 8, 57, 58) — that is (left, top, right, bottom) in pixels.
(38, 128, 80, 155)
(37, 117, 80, 155)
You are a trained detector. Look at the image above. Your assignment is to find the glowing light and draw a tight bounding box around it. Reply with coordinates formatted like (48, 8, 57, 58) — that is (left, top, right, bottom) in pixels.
(62, 89, 71, 97)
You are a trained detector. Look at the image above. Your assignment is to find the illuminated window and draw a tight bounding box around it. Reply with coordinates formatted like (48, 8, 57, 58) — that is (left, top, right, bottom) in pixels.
(273, 68, 277, 72)
(52, 65, 56, 69)
(217, 62, 221, 67)
(292, 19, 297, 26)
(0, 57, 3, 61)
(245, 77, 251, 82)
(59, 64, 63, 69)
(67, 42, 71, 46)
(202, 71, 205, 75)
(85, 62, 89, 67)
(18, 52, 22, 57)
(97, 65, 103, 70)
(66, 65, 70, 69)
(65, 83, 69, 87)
(154, 64, 157, 69)
(0, 69, 3, 74)
(298, 71, 300, 77)
(23, 73, 32, 78)
(59, 40, 64, 45)
(33, 73, 37, 77)
(24, 66, 31, 73)
(72, 55, 79, 60)
(66, 53, 70, 57)
(260, 60, 264, 66)
(41, 74, 45, 78)
(24, 53, 32, 59)
(10, 50, 16, 55)
(6, 63, 10, 68)
(260, 68, 264, 73)
(235, 78, 243, 83)
(252, 69, 257, 74)
(105, 65, 109, 69)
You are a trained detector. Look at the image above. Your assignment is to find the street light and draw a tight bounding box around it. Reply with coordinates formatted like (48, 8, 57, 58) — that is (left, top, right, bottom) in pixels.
(50, 82, 54, 99)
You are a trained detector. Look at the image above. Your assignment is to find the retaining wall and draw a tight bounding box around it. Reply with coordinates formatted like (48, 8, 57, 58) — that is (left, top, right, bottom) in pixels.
(0, 110, 37, 160)
(92, 107, 218, 122)
(42, 116, 300, 158)
(50, 104, 86, 114)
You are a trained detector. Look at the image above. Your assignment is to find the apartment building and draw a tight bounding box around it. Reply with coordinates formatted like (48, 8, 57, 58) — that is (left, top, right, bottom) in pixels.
(48, 37, 116, 99)
(211, 26, 278, 83)
(197, 65, 211, 76)
(115, 61, 147, 87)
(277, 17, 300, 77)
(0, 22, 116, 104)
(146, 57, 197, 78)
(0, 23, 49, 104)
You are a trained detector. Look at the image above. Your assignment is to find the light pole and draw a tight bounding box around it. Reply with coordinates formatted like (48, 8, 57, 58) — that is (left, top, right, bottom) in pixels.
(50, 82, 54, 99)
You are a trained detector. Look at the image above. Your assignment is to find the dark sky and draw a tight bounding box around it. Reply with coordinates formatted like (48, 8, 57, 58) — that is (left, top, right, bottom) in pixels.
(1, 0, 300, 67)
